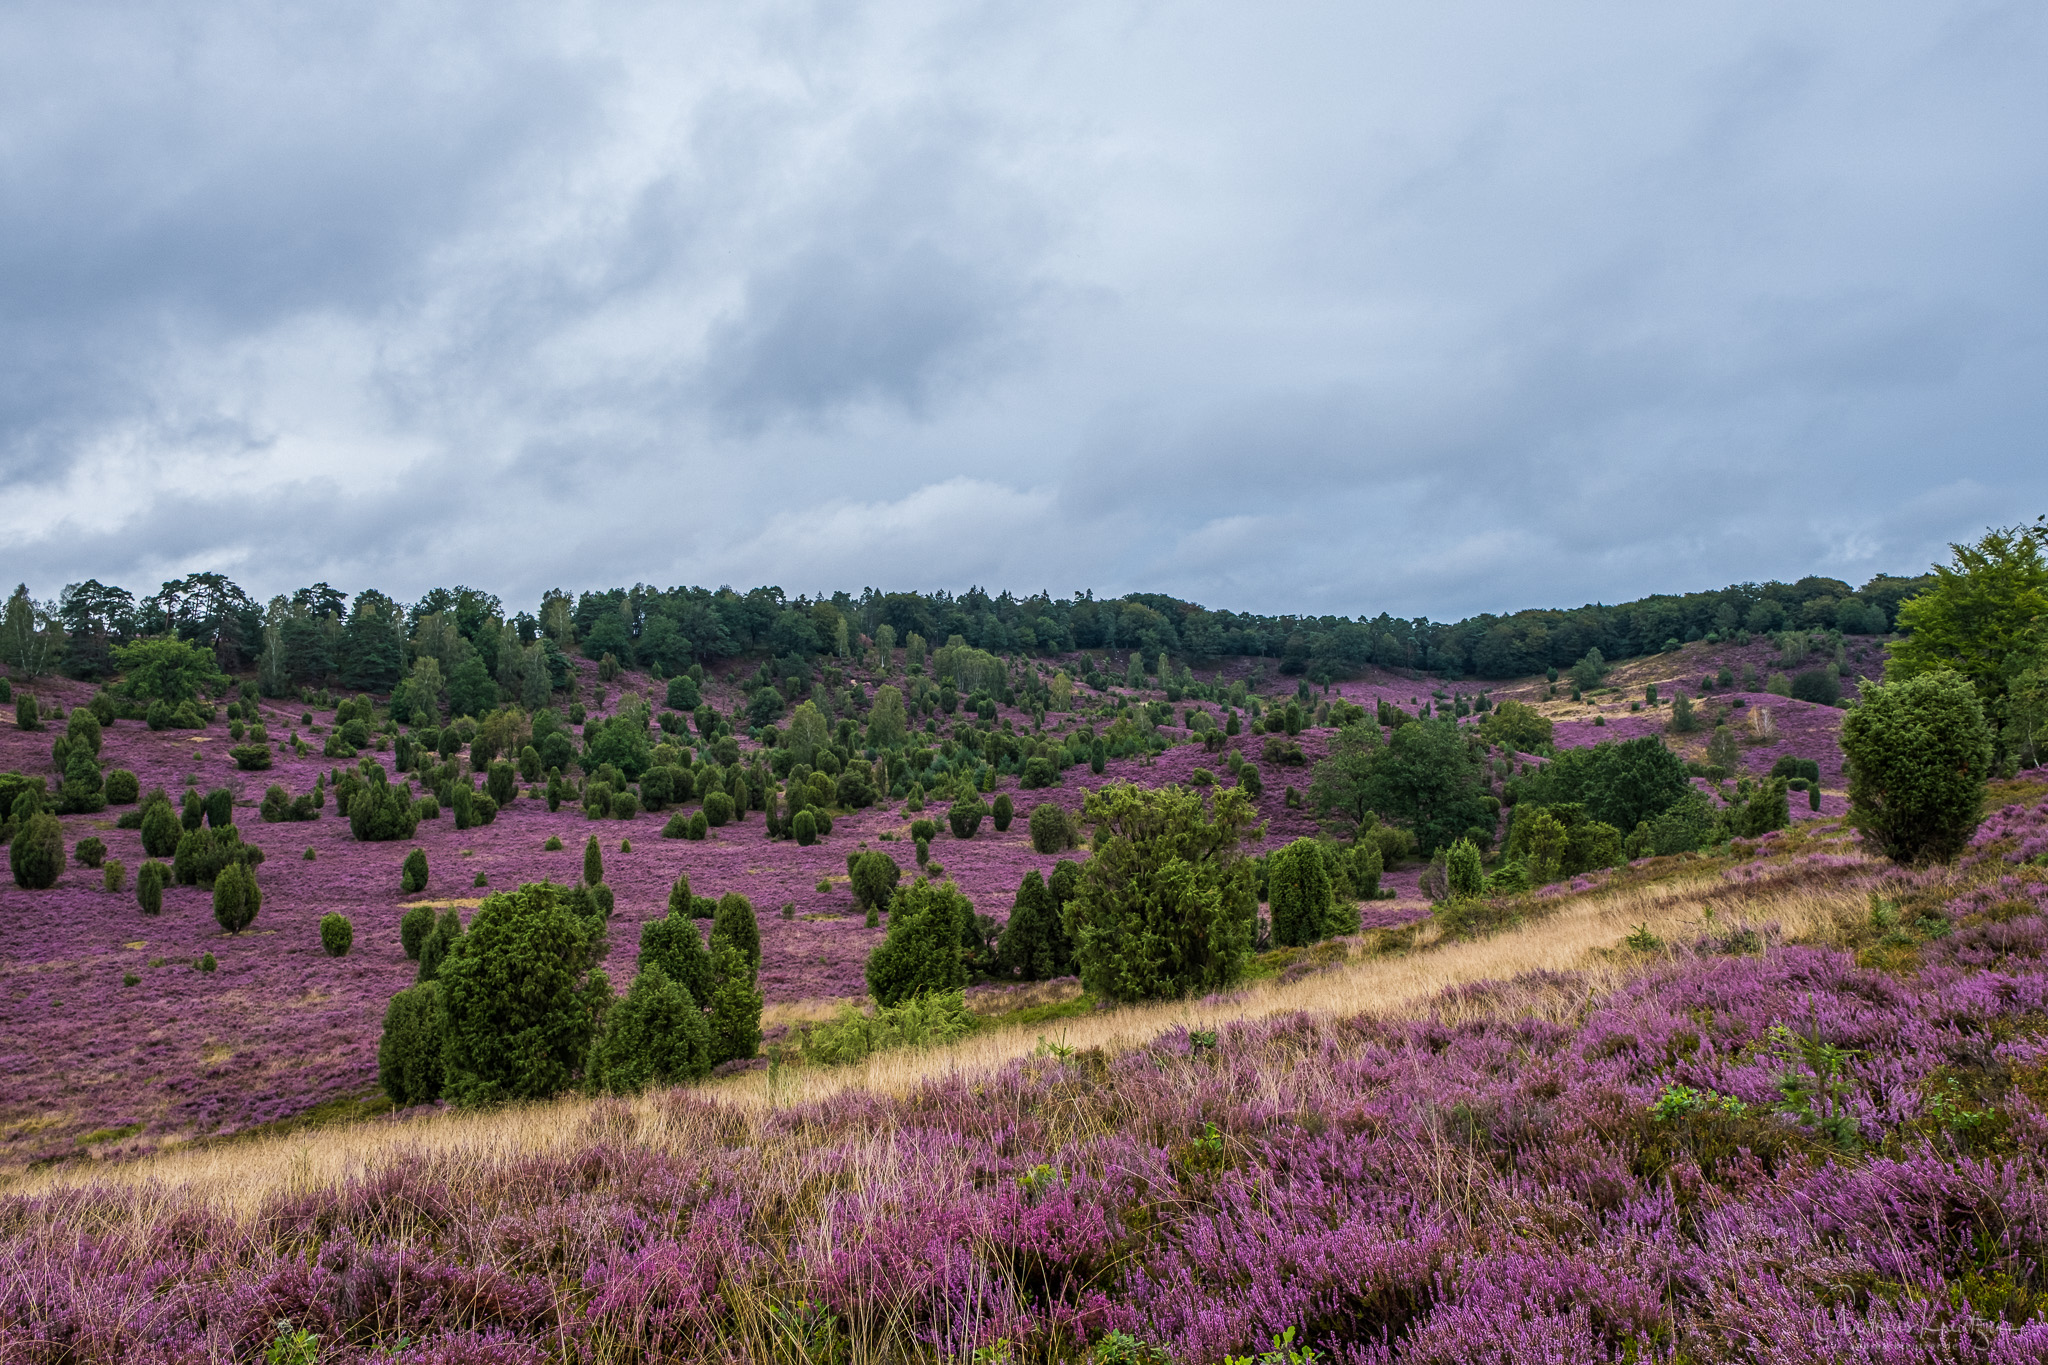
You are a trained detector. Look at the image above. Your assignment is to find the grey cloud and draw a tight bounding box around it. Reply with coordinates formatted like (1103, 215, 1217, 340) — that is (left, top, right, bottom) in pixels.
(1, 1, 2045, 623)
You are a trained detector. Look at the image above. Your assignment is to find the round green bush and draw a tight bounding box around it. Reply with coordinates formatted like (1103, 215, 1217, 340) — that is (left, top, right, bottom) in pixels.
(197, 952, 216, 973)
(851, 851, 902, 912)
(992, 793, 1014, 831)
(401, 847, 429, 894)
(320, 913, 354, 957)
(545, 834, 564, 850)
(10, 813, 63, 889)
(136, 860, 167, 915)
(1789, 669, 1841, 706)
(914, 835, 930, 866)
(585, 965, 712, 1094)
(704, 790, 735, 827)
(1841, 669, 1993, 863)
(792, 809, 818, 845)
(74, 835, 107, 869)
(211, 862, 261, 934)
(865, 879, 972, 1006)
(688, 811, 709, 840)
(400, 904, 435, 959)
(140, 800, 182, 858)
(947, 799, 985, 840)
(103, 769, 139, 804)
(1028, 802, 1074, 855)
(102, 858, 127, 893)
(1268, 837, 1333, 947)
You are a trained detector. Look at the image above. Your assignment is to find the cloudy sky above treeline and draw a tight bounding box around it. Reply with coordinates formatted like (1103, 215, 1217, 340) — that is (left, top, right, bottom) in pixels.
(3, 2, 2044, 620)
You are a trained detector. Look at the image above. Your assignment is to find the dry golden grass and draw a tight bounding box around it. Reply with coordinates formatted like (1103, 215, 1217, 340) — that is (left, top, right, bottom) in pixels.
(6, 853, 1877, 1216)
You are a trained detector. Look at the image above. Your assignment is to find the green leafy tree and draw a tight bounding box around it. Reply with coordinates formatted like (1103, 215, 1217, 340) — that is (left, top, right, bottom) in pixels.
(446, 653, 497, 719)
(1306, 723, 1384, 836)
(866, 686, 908, 750)
(377, 982, 446, 1106)
(1359, 720, 1492, 854)
(1569, 648, 1610, 692)
(113, 636, 225, 703)
(866, 878, 972, 1005)
(1477, 700, 1553, 753)
(1065, 783, 1262, 1002)
(1513, 736, 1692, 834)
(586, 964, 712, 1093)
(1841, 669, 1993, 863)
(1887, 520, 2048, 745)
(1267, 837, 1332, 947)
(438, 882, 609, 1105)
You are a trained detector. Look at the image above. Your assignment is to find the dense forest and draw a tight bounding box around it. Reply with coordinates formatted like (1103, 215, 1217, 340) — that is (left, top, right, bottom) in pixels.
(3, 566, 1926, 694)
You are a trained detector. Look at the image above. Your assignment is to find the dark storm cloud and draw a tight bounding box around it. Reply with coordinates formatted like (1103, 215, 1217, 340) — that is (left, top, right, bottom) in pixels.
(1, 1, 2044, 621)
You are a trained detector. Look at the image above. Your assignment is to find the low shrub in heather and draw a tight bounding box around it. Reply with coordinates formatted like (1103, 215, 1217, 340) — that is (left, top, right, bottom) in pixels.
(792, 809, 817, 845)
(865, 878, 972, 1006)
(996, 869, 1070, 980)
(1028, 801, 1078, 854)
(101, 858, 126, 893)
(586, 964, 713, 1094)
(376, 982, 445, 1106)
(172, 825, 261, 887)
(320, 913, 353, 957)
(712, 892, 761, 975)
(401, 847, 429, 894)
(211, 862, 261, 934)
(947, 798, 985, 839)
(850, 850, 901, 913)
(9, 812, 63, 889)
(1842, 669, 1993, 863)
(639, 888, 714, 1003)
(704, 790, 735, 827)
(73, 835, 107, 869)
(135, 860, 167, 914)
(399, 904, 435, 960)
(138, 798, 179, 858)
(1069, 783, 1260, 1002)
(991, 792, 1014, 831)
(102, 768, 139, 804)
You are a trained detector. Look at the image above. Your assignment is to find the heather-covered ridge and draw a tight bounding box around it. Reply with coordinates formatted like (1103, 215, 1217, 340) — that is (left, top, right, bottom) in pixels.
(5, 800, 2048, 1363)
(0, 637, 1869, 1164)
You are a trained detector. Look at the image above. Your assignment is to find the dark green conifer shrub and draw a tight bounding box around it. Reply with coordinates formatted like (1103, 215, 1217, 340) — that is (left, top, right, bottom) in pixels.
(704, 790, 735, 827)
(705, 939, 762, 1066)
(486, 759, 517, 807)
(1790, 669, 1841, 705)
(583, 835, 603, 886)
(211, 862, 261, 933)
(992, 793, 1014, 831)
(1268, 838, 1333, 947)
(997, 869, 1068, 980)
(10, 812, 63, 888)
(1841, 670, 1991, 863)
(402, 847, 429, 894)
(587, 964, 712, 1094)
(866, 878, 972, 1006)
(136, 860, 167, 914)
(102, 768, 139, 805)
(103, 858, 127, 893)
(321, 913, 353, 957)
(914, 835, 930, 865)
(639, 883, 714, 1003)
(416, 909, 464, 983)
(851, 851, 902, 912)
(203, 787, 233, 828)
(377, 982, 445, 1106)
(14, 692, 41, 731)
(74, 835, 106, 868)
(712, 892, 761, 975)
(400, 904, 435, 959)
(947, 798, 986, 839)
(1028, 802, 1077, 854)
(688, 810, 709, 839)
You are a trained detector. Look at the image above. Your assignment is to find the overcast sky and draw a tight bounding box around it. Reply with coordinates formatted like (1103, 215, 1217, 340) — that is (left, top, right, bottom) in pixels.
(3, 2, 2044, 621)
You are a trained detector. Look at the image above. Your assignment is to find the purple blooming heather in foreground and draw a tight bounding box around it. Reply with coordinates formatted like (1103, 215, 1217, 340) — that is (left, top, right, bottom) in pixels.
(8, 833, 2048, 1362)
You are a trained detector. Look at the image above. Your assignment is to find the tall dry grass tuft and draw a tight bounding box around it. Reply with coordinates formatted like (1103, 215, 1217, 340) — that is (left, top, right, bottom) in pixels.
(7, 849, 1877, 1215)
